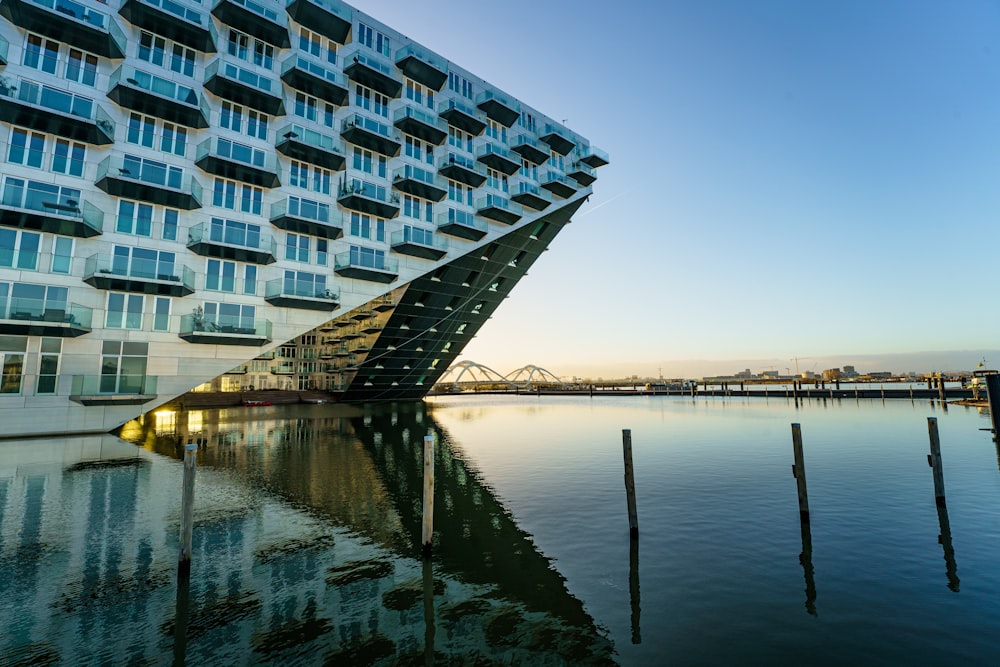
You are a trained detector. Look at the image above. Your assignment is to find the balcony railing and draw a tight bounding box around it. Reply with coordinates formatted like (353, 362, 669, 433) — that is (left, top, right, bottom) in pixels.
(475, 140, 520, 175)
(195, 136, 280, 187)
(476, 89, 519, 127)
(95, 154, 203, 209)
(391, 164, 447, 202)
(511, 133, 549, 165)
(510, 178, 551, 211)
(334, 250, 399, 283)
(280, 53, 348, 106)
(83, 252, 195, 296)
(540, 122, 576, 156)
(577, 145, 610, 168)
(119, 0, 218, 52)
(69, 375, 158, 405)
(438, 97, 487, 135)
(269, 196, 343, 238)
(284, 0, 350, 44)
(438, 153, 487, 187)
(476, 193, 523, 225)
(567, 161, 597, 187)
(393, 105, 447, 145)
(0, 75, 114, 144)
(204, 58, 285, 114)
(0, 294, 92, 337)
(264, 277, 339, 311)
(0, 34, 7, 66)
(211, 0, 289, 47)
(107, 63, 210, 128)
(341, 44, 402, 98)
(341, 112, 401, 157)
(338, 179, 400, 219)
(0, 178, 104, 237)
(390, 226, 448, 260)
(437, 207, 487, 241)
(0, 0, 126, 57)
(187, 220, 276, 264)
(275, 123, 345, 170)
(394, 44, 448, 90)
(179, 314, 272, 345)
(540, 170, 578, 198)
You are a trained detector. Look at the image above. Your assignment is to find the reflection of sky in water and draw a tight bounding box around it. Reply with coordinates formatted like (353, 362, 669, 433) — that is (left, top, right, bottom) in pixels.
(428, 395, 1000, 666)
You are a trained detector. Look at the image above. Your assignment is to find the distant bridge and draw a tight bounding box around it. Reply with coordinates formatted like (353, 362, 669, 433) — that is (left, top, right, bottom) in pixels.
(434, 361, 567, 391)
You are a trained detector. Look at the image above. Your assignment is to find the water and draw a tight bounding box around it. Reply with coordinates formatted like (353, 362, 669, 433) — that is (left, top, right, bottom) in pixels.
(1, 396, 998, 665)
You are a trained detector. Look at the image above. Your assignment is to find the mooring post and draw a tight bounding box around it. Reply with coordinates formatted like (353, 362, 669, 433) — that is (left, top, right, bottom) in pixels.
(629, 533, 641, 643)
(986, 374, 1000, 439)
(927, 417, 946, 506)
(927, 378, 933, 391)
(799, 518, 817, 616)
(791, 424, 810, 523)
(422, 434, 435, 556)
(423, 557, 436, 662)
(622, 429, 639, 538)
(938, 375, 947, 403)
(178, 443, 197, 575)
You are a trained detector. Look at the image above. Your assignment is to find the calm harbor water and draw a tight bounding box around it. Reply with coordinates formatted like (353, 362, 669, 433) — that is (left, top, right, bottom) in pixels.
(2, 395, 999, 665)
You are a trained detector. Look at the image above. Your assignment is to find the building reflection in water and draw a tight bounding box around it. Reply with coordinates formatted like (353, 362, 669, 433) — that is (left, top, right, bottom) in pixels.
(0, 404, 614, 664)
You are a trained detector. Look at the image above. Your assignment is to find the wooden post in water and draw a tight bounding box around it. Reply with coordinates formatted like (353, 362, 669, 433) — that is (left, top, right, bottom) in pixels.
(799, 518, 817, 616)
(422, 434, 435, 556)
(927, 418, 946, 506)
(622, 429, 639, 538)
(938, 375, 947, 403)
(986, 374, 1000, 439)
(423, 557, 436, 662)
(791, 424, 810, 523)
(178, 443, 197, 575)
(629, 533, 641, 643)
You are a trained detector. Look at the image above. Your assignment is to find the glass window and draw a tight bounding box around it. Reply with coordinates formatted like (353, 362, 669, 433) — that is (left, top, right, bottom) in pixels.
(36, 337, 61, 394)
(51, 236, 73, 274)
(106, 292, 144, 330)
(7, 128, 46, 169)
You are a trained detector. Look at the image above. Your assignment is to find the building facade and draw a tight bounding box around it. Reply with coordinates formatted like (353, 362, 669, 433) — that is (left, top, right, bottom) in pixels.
(0, 0, 606, 438)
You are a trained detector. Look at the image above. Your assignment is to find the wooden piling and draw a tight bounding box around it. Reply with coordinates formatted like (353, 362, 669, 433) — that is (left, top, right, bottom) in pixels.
(986, 374, 1000, 439)
(938, 376, 947, 403)
(422, 434, 435, 555)
(927, 417, 946, 506)
(622, 429, 639, 538)
(791, 424, 810, 523)
(629, 534, 641, 643)
(178, 443, 197, 575)
(423, 557, 436, 661)
(799, 518, 817, 616)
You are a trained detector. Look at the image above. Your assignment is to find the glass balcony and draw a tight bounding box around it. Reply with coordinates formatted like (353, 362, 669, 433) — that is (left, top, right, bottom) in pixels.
(0, 34, 8, 66)
(0, 292, 91, 337)
(567, 161, 597, 187)
(279, 54, 348, 106)
(264, 277, 339, 311)
(0, 0, 126, 58)
(212, 0, 289, 47)
(475, 140, 520, 175)
(284, 0, 350, 44)
(437, 207, 487, 241)
(510, 178, 551, 211)
(195, 136, 280, 187)
(107, 64, 210, 128)
(390, 226, 447, 260)
(270, 361, 295, 374)
(69, 375, 158, 405)
(476, 89, 519, 127)
(393, 105, 447, 145)
(476, 193, 523, 225)
(438, 98, 486, 136)
(0, 178, 103, 237)
(334, 250, 399, 284)
(338, 179, 400, 219)
(372, 294, 395, 312)
(510, 133, 549, 165)
(0, 75, 114, 144)
(394, 44, 447, 90)
(578, 145, 610, 168)
(204, 58, 285, 115)
(119, 0, 217, 53)
(179, 314, 272, 346)
(438, 153, 487, 187)
(391, 164, 447, 202)
(83, 252, 195, 296)
(269, 196, 343, 238)
(96, 154, 203, 210)
(340, 113, 401, 157)
(187, 220, 277, 264)
(341, 45, 402, 98)
(275, 123, 345, 170)
(540, 170, 578, 199)
(539, 122, 576, 156)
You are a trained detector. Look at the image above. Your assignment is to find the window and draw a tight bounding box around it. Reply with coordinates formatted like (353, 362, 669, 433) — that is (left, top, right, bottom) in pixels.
(0, 336, 27, 395)
(65, 49, 98, 86)
(100, 341, 148, 394)
(354, 84, 389, 118)
(203, 302, 256, 331)
(486, 168, 508, 192)
(486, 119, 507, 144)
(126, 113, 156, 148)
(403, 225, 435, 247)
(520, 159, 538, 181)
(549, 150, 564, 172)
(161, 123, 187, 157)
(448, 72, 474, 99)
(116, 200, 154, 236)
(349, 245, 386, 269)
(285, 233, 309, 262)
(7, 129, 45, 169)
(111, 245, 176, 281)
(51, 237, 73, 274)
(404, 135, 434, 165)
(219, 102, 269, 140)
(36, 338, 61, 394)
(106, 292, 144, 330)
(23, 34, 58, 75)
(283, 270, 327, 298)
(206, 259, 256, 295)
(153, 297, 170, 332)
(349, 213, 385, 241)
(402, 195, 432, 222)
(208, 218, 261, 249)
(357, 23, 390, 57)
(289, 161, 331, 194)
(294, 92, 318, 122)
(405, 79, 434, 109)
(228, 29, 273, 69)
(351, 147, 387, 178)
(162, 209, 178, 241)
(299, 28, 337, 63)
(519, 110, 537, 133)
(138, 31, 196, 77)
(316, 238, 328, 266)
(448, 126, 473, 153)
(212, 178, 263, 214)
(447, 180, 473, 206)
(0, 229, 40, 270)
(23, 34, 99, 87)
(51, 139, 85, 177)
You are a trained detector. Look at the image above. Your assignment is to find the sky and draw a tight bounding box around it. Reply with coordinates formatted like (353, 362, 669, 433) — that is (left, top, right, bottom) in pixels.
(364, 0, 1000, 378)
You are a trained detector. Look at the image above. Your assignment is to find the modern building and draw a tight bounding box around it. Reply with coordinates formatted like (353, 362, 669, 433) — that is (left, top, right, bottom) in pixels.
(0, 0, 606, 437)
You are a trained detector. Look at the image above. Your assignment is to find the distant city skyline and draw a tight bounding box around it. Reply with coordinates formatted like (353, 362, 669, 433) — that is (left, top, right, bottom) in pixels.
(369, 0, 1000, 374)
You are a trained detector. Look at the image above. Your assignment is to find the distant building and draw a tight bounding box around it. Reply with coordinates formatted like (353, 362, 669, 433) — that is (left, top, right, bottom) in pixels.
(869, 371, 892, 378)
(822, 368, 841, 381)
(842, 365, 858, 377)
(760, 370, 780, 378)
(734, 369, 752, 378)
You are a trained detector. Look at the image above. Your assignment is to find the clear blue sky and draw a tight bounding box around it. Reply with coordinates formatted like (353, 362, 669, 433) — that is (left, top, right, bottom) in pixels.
(367, 0, 1000, 377)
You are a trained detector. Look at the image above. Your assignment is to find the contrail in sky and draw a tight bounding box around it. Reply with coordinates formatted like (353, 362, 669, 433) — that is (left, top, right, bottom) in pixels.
(577, 183, 644, 217)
